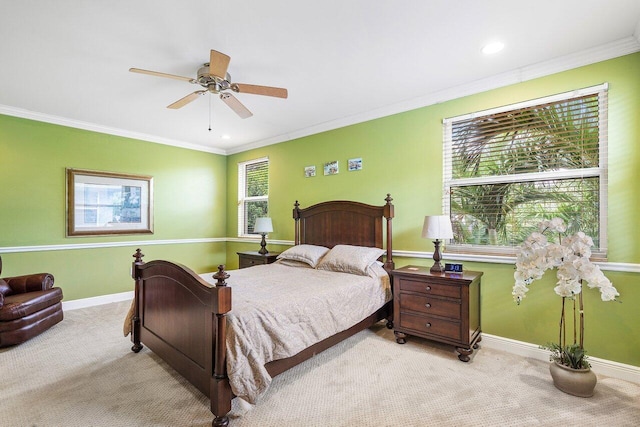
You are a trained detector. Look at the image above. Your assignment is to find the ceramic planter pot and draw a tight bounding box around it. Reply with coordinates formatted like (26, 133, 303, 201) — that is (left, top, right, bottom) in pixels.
(549, 361, 597, 397)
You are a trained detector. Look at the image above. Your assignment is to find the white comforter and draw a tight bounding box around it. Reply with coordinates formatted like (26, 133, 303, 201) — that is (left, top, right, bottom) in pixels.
(201, 262, 391, 404)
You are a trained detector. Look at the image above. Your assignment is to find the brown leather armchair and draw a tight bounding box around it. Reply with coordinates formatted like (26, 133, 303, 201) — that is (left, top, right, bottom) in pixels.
(0, 256, 63, 347)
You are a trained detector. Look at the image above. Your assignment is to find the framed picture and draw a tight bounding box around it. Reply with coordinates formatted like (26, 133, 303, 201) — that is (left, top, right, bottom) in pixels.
(323, 160, 339, 175)
(304, 165, 316, 177)
(66, 168, 154, 236)
(348, 157, 363, 171)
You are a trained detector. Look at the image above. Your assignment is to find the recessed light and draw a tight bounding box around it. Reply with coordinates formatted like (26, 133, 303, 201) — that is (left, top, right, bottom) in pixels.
(482, 42, 505, 55)
(221, 134, 231, 140)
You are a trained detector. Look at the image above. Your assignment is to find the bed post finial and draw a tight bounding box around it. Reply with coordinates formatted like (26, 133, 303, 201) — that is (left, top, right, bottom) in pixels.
(133, 248, 145, 264)
(385, 193, 393, 204)
(213, 265, 230, 287)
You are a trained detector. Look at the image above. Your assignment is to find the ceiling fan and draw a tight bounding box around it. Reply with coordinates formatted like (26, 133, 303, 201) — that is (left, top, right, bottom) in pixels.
(130, 49, 288, 119)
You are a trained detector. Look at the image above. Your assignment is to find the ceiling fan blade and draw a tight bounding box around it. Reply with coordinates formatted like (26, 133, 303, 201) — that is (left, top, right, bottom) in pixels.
(209, 50, 231, 79)
(129, 68, 194, 83)
(220, 93, 253, 119)
(167, 90, 206, 109)
(232, 83, 288, 99)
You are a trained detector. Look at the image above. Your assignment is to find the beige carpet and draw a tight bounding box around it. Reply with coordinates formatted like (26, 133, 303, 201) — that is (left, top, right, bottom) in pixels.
(1, 301, 639, 427)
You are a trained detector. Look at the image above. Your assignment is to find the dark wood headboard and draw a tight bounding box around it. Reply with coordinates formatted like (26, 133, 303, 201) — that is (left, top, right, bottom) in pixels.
(292, 194, 394, 271)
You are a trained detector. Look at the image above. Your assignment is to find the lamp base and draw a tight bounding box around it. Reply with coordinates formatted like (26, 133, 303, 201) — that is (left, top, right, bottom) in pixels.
(258, 233, 268, 255)
(430, 239, 444, 273)
(430, 261, 444, 273)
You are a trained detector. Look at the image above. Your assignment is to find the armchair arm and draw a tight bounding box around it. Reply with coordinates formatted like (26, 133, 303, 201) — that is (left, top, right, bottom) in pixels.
(2, 273, 55, 294)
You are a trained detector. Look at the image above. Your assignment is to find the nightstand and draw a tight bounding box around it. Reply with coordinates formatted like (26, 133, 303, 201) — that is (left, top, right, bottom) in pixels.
(391, 265, 482, 362)
(237, 251, 280, 269)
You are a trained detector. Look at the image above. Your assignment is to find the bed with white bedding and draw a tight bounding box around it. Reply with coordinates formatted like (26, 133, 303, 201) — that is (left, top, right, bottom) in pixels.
(126, 195, 395, 427)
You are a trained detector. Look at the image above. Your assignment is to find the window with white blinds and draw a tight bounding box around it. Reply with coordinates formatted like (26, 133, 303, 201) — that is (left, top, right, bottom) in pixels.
(238, 157, 269, 237)
(442, 83, 608, 258)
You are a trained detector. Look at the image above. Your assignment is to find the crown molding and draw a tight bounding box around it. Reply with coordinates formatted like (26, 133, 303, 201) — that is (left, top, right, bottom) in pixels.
(2, 35, 640, 158)
(229, 36, 640, 155)
(0, 105, 226, 155)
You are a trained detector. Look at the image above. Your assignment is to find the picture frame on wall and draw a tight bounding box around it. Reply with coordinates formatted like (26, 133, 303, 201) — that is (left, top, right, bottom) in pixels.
(348, 157, 363, 171)
(323, 160, 339, 175)
(66, 168, 154, 236)
(304, 165, 316, 177)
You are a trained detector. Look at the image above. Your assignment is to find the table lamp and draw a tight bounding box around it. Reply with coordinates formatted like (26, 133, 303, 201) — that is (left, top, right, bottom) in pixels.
(254, 217, 273, 255)
(422, 215, 454, 273)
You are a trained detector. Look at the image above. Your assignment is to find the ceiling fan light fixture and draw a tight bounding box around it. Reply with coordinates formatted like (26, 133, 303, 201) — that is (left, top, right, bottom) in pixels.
(130, 48, 287, 118)
(481, 41, 505, 55)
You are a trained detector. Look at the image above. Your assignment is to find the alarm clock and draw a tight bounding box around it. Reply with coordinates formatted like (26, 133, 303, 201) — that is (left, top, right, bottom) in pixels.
(444, 263, 463, 273)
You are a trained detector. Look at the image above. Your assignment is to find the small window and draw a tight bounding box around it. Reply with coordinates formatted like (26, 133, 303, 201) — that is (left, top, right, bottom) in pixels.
(443, 84, 608, 258)
(238, 157, 269, 237)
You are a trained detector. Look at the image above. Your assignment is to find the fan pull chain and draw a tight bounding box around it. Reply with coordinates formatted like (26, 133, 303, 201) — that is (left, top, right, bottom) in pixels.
(208, 94, 212, 131)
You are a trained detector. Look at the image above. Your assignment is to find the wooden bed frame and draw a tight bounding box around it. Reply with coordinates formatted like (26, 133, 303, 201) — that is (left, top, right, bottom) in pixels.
(129, 194, 395, 426)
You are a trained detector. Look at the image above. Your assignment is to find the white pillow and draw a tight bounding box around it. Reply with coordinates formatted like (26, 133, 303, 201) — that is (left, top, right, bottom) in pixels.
(277, 244, 330, 268)
(316, 244, 385, 276)
(275, 258, 313, 269)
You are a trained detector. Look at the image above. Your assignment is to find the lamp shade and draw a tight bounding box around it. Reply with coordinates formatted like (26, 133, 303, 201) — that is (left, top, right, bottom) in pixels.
(422, 215, 453, 240)
(254, 217, 273, 233)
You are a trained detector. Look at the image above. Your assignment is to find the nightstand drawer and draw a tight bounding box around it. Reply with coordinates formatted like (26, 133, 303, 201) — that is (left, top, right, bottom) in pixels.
(397, 278, 461, 299)
(237, 251, 280, 269)
(399, 293, 461, 319)
(399, 312, 461, 341)
(239, 258, 262, 269)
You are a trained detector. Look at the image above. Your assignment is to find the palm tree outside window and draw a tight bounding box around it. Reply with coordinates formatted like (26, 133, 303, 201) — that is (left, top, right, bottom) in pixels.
(442, 84, 608, 259)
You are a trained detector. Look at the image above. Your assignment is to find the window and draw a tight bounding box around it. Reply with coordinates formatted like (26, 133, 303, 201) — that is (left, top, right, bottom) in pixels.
(238, 157, 269, 237)
(443, 84, 608, 258)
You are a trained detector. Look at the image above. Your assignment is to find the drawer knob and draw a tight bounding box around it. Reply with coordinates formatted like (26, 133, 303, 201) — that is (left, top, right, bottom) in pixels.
(425, 303, 431, 308)
(425, 322, 432, 328)
(425, 286, 432, 291)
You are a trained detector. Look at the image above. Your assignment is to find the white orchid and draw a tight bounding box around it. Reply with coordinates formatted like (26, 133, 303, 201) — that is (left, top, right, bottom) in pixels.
(524, 232, 548, 249)
(512, 218, 618, 304)
(554, 280, 582, 297)
(539, 217, 567, 233)
(599, 285, 619, 302)
(513, 218, 620, 367)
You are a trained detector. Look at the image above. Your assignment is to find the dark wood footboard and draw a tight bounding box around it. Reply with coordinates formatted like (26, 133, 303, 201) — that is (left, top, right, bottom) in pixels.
(130, 249, 232, 426)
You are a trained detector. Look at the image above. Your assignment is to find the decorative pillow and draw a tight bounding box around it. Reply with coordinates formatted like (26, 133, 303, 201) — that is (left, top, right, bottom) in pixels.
(275, 259, 313, 269)
(316, 245, 385, 276)
(277, 244, 330, 268)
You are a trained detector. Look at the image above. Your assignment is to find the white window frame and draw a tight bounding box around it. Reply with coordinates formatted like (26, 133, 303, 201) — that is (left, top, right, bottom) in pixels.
(238, 157, 269, 238)
(442, 83, 608, 258)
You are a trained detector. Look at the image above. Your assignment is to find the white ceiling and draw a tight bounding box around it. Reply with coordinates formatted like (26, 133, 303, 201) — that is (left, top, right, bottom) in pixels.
(2, 1, 640, 155)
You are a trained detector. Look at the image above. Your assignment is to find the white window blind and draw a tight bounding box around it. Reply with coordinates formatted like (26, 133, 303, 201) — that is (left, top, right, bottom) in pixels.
(238, 157, 269, 237)
(443, 83, 608, 258)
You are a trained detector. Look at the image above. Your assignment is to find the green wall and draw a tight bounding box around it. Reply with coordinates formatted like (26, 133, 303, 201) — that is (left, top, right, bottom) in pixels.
(0, 115, 228, 300)
(226, 53, 640, 366)
(1, 53, 638, 367)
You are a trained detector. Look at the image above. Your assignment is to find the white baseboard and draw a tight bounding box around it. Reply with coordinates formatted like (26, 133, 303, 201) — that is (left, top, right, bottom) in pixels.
(481, 333, 640, 384)
(60, 293, 640, 384)
(62, 291, 133, 311)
